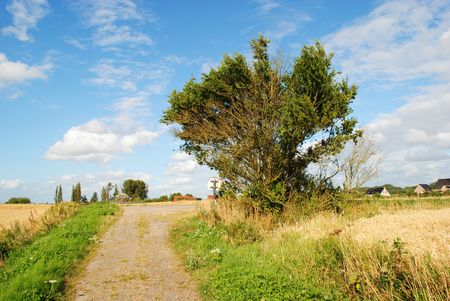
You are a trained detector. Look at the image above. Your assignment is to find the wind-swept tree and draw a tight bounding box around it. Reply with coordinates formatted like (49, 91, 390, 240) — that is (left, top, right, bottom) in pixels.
(162, 36, 360, 208)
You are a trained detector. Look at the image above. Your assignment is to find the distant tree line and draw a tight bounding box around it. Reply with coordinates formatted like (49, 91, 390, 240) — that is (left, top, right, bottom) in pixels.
(5, 197, 31, 204)
(52, 179, 150, 204)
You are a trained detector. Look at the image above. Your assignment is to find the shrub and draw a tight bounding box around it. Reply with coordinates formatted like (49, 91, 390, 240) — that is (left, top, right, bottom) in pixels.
(5, 197, 31, 204)
(113, 192, 131, 203)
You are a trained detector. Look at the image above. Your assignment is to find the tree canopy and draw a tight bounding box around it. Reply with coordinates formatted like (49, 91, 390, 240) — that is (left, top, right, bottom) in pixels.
(162, 36, 359, 208)
(122, 179, 148, 199)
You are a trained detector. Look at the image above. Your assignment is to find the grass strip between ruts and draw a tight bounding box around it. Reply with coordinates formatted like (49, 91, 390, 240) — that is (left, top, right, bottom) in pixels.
(0, 203, 119, 301)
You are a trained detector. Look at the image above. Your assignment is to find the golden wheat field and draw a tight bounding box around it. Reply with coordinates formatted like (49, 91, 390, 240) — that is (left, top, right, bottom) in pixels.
(0, 204, 51, 229)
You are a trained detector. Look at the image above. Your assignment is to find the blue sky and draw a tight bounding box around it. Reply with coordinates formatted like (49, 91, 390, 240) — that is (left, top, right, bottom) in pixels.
(1, 0, 449, 202)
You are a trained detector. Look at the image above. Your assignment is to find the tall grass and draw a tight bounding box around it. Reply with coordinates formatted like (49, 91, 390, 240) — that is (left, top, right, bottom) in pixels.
(0, 203, 119, 301)
(171, 197, 449, 300)
(0, 203, 79, 262)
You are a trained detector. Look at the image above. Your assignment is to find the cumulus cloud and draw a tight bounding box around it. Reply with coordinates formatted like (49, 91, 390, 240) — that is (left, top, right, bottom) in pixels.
(151, 152, 216, 197)
(0, 179, 22, 189)
(166, 152, 198, 175)
(1, 0, 50, 42)
(0, 53, 51, 89)
(74, 0, 154, 48)
(45, 98, 159, 164)
(325, 0, 450, 186)
(325, 0, 450, 82)
(366, 84, 450, 184)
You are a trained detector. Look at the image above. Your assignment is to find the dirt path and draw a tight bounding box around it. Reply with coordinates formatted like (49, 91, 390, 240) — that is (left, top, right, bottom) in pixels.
(73, 204, 201, 301)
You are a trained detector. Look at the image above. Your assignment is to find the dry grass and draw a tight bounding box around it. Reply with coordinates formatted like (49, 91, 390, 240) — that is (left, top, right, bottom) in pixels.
(0, 202, 79, 261)
(0, 204, 51, 229)
(180, 196, 450, 300)
(272, 211, 347, 241)
(125, 200, 200, 206)
(344, 208, 450, 261)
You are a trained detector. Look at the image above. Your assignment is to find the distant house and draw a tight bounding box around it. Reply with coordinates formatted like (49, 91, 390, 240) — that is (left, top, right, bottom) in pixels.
(172, 195, 195, 202)
(435, 178, 450, 192)
(366, 186, 391, 197)
(414, 184, 431, 195)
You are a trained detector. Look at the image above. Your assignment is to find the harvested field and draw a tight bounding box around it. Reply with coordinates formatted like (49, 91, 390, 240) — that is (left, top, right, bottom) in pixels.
(345, 208, 450, 260)
(274, 207, 450, 261)
(0, 204, 51, 229)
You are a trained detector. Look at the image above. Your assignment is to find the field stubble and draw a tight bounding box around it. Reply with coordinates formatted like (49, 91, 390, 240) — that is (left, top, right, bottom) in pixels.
(0, 204, 51, 229)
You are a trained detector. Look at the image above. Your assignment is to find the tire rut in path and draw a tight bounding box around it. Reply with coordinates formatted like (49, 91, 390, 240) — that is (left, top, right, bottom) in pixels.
(73, 205, 201, 301)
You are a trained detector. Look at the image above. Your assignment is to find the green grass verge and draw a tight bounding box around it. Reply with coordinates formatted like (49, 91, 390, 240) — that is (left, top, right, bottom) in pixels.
(171, 218, 346, 301)
(171, 215, 449, 301)
(0, 203, 119, 301)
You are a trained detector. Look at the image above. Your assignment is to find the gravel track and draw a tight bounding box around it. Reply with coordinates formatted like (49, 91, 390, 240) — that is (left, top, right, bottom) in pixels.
(73, 204, 201, 301)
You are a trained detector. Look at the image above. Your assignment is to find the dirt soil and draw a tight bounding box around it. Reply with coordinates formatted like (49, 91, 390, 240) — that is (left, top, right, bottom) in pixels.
(73, 204, 201, 301)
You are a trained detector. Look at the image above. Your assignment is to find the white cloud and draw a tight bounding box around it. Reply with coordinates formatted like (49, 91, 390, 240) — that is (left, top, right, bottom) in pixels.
(45, 119, 158, 164)
(166, 152, 198, 175)
(201, 61, 220, 73)
(151, 151, 216, 197)
(75, 0, 154, 48)
(65, 38, 86, 49)
(85, 60, 172, 94)
(1, 0, 50, 42)
(0, 53, 51, 89)
(0, 179, 22, 189)
(45, 98, 159, 164)
(324, 0, 450, 186)
(367, 83, 450, 185)
(325, 0, 450, 82)
(87, 62, 134, 90)
(266, 20, 297, 41)
(254, 0, 280, 14)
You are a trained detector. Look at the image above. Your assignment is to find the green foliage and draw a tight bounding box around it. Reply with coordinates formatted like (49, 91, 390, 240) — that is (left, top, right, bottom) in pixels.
(171, 218, 344, 300)
(169, 192, 182, 202)
(122, 179, 148, 199)
(171, 214, 449, 301)
(162, 36, 359, 208)
(90, 192, 98, 203)
(5, 197, 31, 204)
(100, 186, 108, 202)
(0, 203, 79, 260)
(70, 183, 82, 203)
(54, 185, 63, 204)
(144, 195, 170, 203)
(0, 203, 118, 301)
(113, 185, 119, 198)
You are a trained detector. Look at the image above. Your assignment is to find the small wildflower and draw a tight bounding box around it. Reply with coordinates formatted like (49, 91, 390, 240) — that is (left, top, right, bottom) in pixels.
(210, 248, 221, 254)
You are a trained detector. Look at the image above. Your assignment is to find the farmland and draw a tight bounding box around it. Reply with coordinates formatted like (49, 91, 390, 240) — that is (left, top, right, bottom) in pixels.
(0, 203, 119, 300)
(171, 197, 450, 300)
(0, 204, 51, 229)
